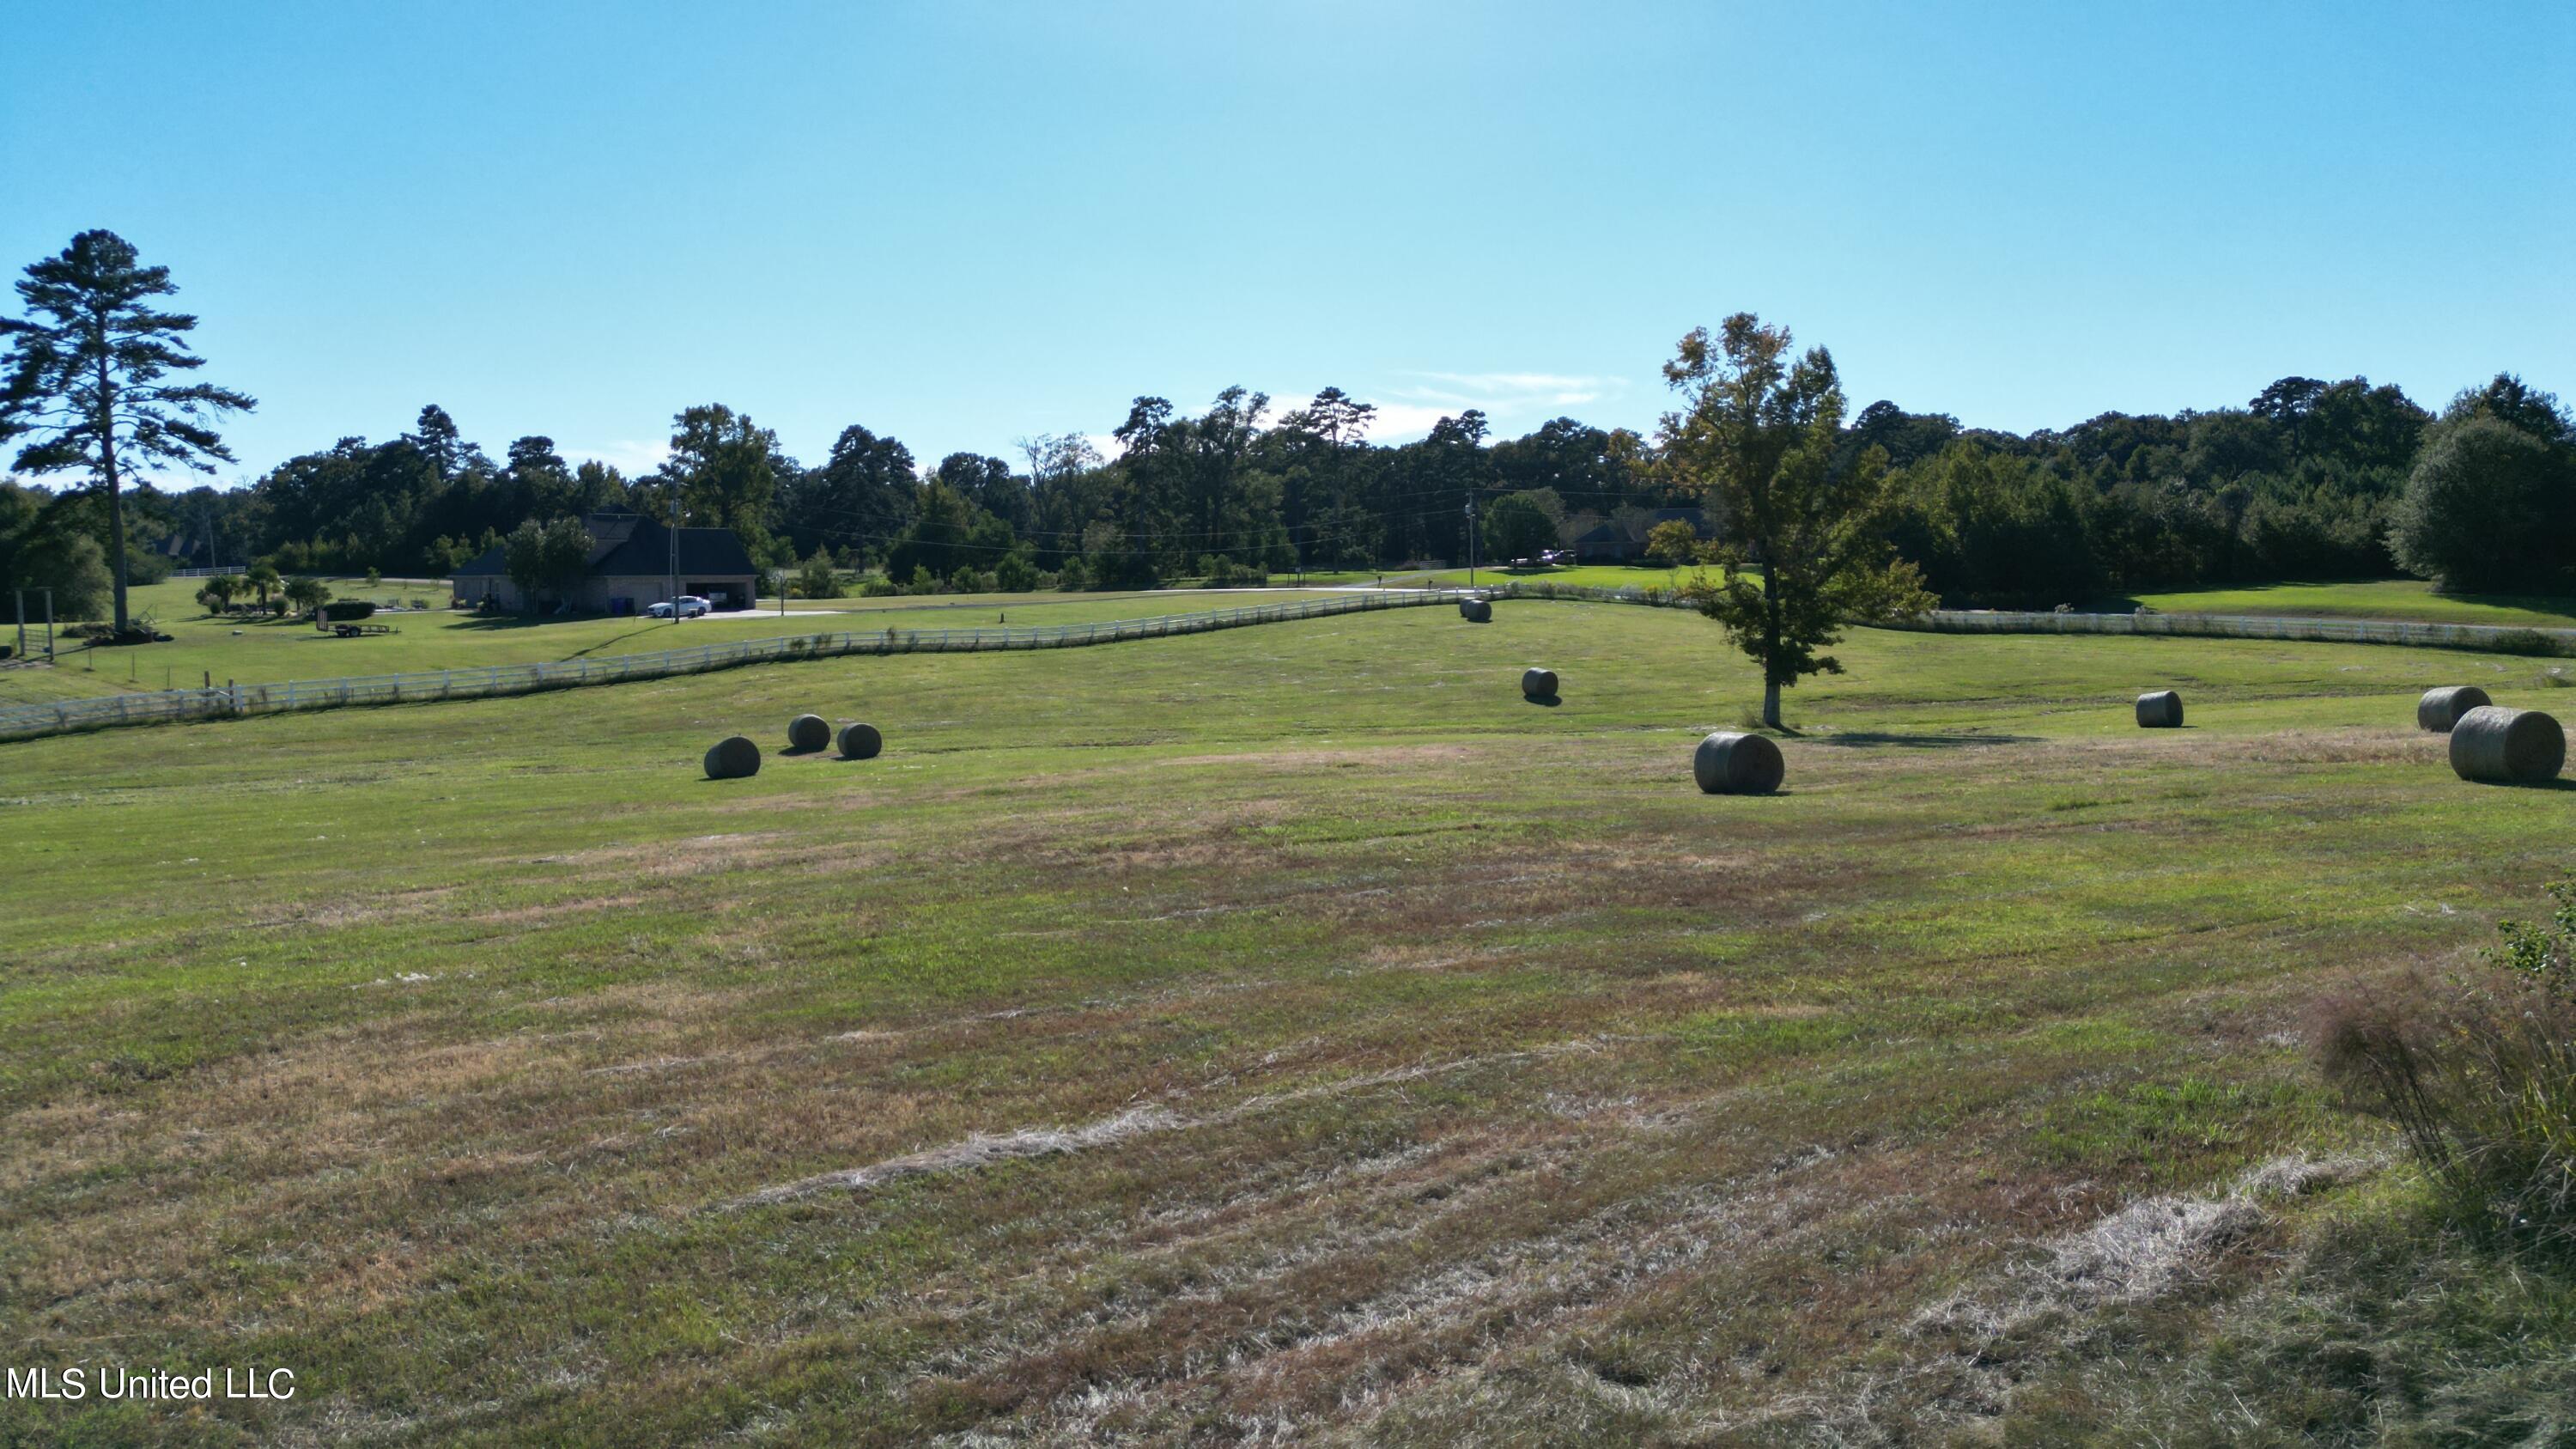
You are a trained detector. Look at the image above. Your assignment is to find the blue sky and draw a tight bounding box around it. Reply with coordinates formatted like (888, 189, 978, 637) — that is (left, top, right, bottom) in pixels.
(4, 0, 2569, 485)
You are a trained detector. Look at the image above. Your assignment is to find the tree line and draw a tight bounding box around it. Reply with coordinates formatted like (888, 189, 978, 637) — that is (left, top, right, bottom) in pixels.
(6, 230, 2571, 632)
(144, 368, 2564, 606)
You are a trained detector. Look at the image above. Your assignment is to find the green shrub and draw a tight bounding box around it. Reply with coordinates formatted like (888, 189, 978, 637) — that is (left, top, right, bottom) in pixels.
(319, 599, 376, 622)
(794, 549, 843, 600)
(2485, 628, 2567, 658)
(993, 551, 1039, 593)
(1056, 557, 1091, 592)
(2317, 874, 2576, 1245)
(1198, 557, 1269, 588)
(859, 575, 897, 598)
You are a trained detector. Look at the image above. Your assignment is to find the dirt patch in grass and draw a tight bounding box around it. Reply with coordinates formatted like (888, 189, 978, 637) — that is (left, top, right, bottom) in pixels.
(468, 891, 648, 926)
(528, 831, 799, 877)
(736, 1046, 1592, 1209)
(742, 1104, 1188, 1205)
(250, 884, 459, 929)
(2061, 725, 2435, 769)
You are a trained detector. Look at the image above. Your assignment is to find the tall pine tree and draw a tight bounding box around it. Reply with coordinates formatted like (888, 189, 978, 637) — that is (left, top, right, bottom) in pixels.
(0, 230, 255, 631)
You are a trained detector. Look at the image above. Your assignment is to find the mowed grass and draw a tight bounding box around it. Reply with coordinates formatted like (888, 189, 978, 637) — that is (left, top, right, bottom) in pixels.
(1396, 565, 2576, 631)
(1394, 563, 1704, 591)
(2127, 578, 2576, 629)
(0, 579, 1354, 704)
(3, 600, 2571, 1444)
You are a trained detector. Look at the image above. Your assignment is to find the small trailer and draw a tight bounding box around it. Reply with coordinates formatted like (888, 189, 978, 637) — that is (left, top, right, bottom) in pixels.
(325, 622, 397, 638)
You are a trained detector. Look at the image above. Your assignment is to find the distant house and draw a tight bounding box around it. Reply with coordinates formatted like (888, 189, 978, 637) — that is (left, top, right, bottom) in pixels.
(152, 533, 218, 569)
(449, 513, 759, 613)
(1571, 507, 1713, 563)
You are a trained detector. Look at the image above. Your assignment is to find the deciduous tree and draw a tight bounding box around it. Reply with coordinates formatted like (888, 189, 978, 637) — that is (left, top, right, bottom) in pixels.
(281, 576, 331, 617)
(2389, 415, 2574, 593)
(501, 516, 596, 609)
(655, 405, 786, 561)
(1482, 490, 1559, 564)
(1659, 314, 1933, 728)
(1643, 517, 1702, 568)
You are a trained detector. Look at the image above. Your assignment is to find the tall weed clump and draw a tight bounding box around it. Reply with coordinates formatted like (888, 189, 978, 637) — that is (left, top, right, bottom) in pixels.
(2317, 874, 2576, 1246)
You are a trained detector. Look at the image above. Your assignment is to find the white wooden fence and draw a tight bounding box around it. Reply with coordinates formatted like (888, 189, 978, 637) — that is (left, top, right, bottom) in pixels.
(1882, 607, 2576, 650)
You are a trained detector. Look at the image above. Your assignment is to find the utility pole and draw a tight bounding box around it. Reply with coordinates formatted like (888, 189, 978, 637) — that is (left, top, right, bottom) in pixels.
(666, 492, 679, 619)
(1464, 495, 1479, 591)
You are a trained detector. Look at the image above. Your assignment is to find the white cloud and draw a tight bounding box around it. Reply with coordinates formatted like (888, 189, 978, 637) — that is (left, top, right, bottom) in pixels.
(563, 439, 670, 475)
(1409, 371, 1622, 396)
(1352, 402, 1460, 439)
(1352, 370, 1633, 441)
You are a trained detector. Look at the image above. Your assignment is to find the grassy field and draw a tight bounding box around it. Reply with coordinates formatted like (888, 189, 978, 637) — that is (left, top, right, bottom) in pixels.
(22, 571, 2559, 710)
(2127, 579, 2576, 629)
(0, 580, 1353, 704)
(1403, 566, 2576, 630)
(1389, 563, 1704, 592)
(4, 599, 2573, 1443)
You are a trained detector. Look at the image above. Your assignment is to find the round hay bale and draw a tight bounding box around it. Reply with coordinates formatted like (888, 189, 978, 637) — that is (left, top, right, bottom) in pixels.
(1693, 731, 1784, 795)
(787, 713, 831, 752)
(2135, 690, 2184, 728)
(837, 721, 884, 760)
(2449, 705, 2565, 783)
(2416, 685, 2493, 733)
(1459, 598, 1492, 623)
(1522, 667, 1558, 699)
(703, 735, 761, 780)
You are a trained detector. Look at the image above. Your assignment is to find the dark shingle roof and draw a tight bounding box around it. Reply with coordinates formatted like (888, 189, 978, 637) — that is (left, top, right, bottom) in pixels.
(451, 514, 756, 578)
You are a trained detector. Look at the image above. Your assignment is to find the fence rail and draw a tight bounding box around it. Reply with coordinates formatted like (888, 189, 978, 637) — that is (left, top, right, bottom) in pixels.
(1883, 607, 2576, 650)
(0, 590, 1470, 742)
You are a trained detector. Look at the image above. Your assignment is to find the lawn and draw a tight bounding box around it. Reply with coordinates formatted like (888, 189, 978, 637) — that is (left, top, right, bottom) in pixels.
(2128, 578, 2576, 629)
(0, 579, 1353, 704)
(1376, 562, 1716, 592)
(1385, 566, 2576, 631)
(3, 600, 2571, 1443)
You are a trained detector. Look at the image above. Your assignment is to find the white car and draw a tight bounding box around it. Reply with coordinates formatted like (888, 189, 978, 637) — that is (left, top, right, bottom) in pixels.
(647, 596, 711, 619)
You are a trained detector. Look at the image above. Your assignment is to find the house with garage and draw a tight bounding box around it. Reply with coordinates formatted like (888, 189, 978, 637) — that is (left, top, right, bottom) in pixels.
(1569, 507, 1715, 563)
(447, 512, 761, 613)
